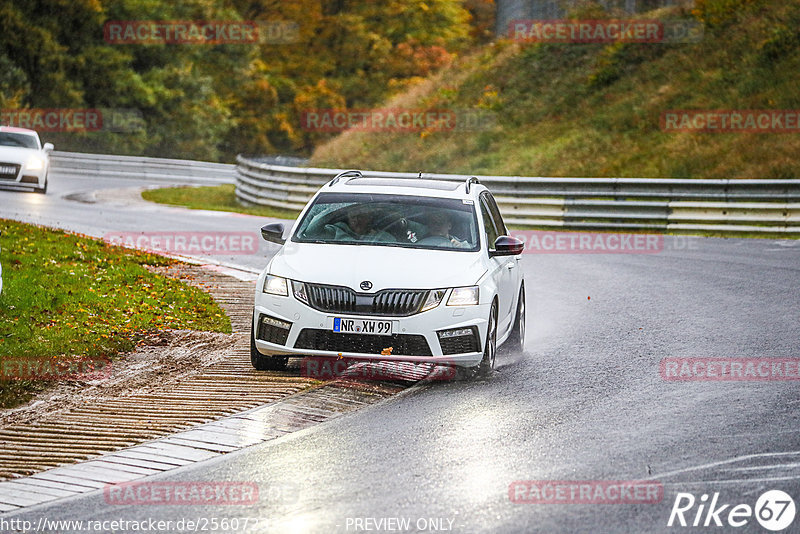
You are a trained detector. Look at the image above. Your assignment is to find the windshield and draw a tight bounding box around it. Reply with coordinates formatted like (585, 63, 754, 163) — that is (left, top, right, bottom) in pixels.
(292, 192, 479, 251)
(0, 132, 39, 149)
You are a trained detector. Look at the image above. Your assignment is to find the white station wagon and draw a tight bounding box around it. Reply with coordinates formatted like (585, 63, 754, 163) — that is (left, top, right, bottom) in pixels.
(251, 171, 526, 378)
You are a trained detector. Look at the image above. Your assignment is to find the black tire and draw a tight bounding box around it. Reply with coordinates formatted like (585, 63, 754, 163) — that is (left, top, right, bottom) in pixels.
(33, 178, 47, 194)
(477, 301, 498, 377)
(250, 315, 288, 371)
(506, 284, 526, 353)
(458, 301, 498, 380)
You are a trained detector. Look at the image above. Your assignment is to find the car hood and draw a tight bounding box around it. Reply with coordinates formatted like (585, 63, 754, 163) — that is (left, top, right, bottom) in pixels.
(0, 146, 39, 164)
(269, 242, 487, 290)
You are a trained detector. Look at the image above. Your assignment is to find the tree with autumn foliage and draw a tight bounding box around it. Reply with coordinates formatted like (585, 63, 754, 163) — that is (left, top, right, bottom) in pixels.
(0, 0, 489, 160)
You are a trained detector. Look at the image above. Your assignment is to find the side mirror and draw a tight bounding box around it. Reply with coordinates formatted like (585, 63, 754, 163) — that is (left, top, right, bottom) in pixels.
(43, 143, 54, 152)
(261, 223, 285, 245)
(491, 235, 524, 256)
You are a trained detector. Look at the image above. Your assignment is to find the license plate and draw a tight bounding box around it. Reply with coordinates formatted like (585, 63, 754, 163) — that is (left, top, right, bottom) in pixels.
(333, 317, 392, 336)
(0, 166, 16, 175)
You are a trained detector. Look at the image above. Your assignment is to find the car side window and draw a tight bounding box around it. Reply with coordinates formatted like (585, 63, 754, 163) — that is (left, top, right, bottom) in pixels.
(480, 195, 499, 251)
(482, 192, 508, 237)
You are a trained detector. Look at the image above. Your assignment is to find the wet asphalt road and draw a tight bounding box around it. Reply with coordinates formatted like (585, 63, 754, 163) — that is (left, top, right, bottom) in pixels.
(0, 174, 283, 272)
(1, 175, 799, 533)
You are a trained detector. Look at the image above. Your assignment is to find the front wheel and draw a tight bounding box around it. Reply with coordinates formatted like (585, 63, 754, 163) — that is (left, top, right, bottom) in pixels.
(33, 177, 47, 194)
(459, 301, 497, 380)
(250, 315, 288, 371)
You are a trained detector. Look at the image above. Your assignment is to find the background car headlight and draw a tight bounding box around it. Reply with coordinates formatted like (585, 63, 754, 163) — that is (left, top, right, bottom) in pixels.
(263, 274, 289, 296)
(292, 281, 309, 304)
(447, 286, 479, 306)
(25, 156, 45, 171)
(420, 289, 446, 312)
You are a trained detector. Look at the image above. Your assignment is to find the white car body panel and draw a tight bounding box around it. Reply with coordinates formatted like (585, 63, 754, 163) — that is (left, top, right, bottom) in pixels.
(269, 242, 488, 292)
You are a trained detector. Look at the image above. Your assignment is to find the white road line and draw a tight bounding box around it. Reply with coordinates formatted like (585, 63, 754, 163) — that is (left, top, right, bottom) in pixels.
(648, 451, 800, 481)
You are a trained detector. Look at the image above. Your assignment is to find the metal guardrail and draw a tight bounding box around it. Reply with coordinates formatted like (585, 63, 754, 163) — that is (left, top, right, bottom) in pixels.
(51, 151, 236, 185)
(236, 155, 800, 234)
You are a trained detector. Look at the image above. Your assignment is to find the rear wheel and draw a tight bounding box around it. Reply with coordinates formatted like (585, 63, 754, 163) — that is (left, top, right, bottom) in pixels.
(506, 284, 526, 353)
(250, 314, 288, 371)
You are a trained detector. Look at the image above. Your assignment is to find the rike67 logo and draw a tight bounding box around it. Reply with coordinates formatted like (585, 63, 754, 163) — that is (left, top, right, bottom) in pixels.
(668, 490, 796, 531)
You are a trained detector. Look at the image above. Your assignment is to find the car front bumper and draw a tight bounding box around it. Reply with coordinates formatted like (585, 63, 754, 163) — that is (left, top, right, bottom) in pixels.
(0, 164, 46, 190)
(253, 291, 489, 368)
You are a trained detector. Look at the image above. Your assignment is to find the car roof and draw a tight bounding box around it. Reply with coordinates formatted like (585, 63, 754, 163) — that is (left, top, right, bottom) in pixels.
(324, 174, 486, 199)
(0, 126, 38, 135)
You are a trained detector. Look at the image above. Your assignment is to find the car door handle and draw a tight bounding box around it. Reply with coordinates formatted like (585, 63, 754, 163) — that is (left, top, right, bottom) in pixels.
(506, 262, 516, 270)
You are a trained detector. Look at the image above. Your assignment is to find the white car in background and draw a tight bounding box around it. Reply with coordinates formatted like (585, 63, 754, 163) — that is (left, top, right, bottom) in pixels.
(0, 127, 53, 194)
(251, 171, 526, 378)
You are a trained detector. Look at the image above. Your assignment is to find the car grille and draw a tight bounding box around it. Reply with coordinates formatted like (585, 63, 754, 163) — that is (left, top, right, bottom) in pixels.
(305, 284, 429, 317)
(372, 290, 428, 316)
(0, 163, 20, 180)
(306, 284, 356, 313)
(295, 329, 432, 357)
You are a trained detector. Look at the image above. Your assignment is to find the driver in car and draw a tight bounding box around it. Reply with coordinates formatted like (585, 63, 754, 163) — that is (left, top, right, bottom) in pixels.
(325, 207, 394, 242)
(421, 210, 468, 248)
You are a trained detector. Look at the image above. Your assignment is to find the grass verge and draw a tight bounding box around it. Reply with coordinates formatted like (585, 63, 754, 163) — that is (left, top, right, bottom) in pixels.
(142, 184, 301, 220)
(0, 219, 232, 409)
(310, 1, 800, 180)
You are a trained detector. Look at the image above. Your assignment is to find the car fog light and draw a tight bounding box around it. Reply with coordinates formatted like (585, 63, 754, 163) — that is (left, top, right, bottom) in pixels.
(438, 328, 473, 339)
(437, 326, 480, 355)
(261, 316, 291, 329)
(258, 314, 292, 345)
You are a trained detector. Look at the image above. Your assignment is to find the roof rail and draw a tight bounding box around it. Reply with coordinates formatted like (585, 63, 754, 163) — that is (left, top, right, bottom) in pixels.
(465, 176, 480, 194)
(329, 170, 363, 187)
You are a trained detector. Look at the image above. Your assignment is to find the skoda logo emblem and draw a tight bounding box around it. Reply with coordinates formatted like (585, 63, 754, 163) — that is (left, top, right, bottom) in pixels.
(360, 280, 373, 291)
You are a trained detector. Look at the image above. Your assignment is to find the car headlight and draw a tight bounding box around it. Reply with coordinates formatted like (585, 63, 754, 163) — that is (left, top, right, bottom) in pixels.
(26, 156, 46, 171)
(263, 274, 289, 296)
(420, 289, 446, 312)
(447, 286, 479, 306)
(292, 281, 309, 304)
